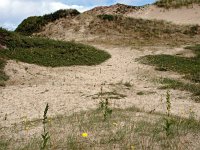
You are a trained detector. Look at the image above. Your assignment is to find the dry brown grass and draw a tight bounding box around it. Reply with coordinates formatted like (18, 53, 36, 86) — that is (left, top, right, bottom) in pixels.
(37, 14, 200, 47)
(1, 105, 200, 150)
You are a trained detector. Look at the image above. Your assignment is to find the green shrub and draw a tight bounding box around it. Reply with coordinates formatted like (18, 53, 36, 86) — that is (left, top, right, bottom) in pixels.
(0, 28, 110, 86)
(139, 44, 200, 83)
(97, 14, 117, 21)
(15, 9, 80, 35)
(0, 28, 111, 67)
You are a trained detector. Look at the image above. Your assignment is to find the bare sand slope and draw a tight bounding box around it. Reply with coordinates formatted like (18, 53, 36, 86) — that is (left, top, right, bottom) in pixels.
(127, 5, 200, 25)
(0, 45, 199, 127)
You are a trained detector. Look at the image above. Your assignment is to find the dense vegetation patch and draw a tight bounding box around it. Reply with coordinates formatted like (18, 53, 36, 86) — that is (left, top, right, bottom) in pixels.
(139, 44, 200, 100)
(139, 45, 200, 82)
(97, 14, 118, 21)
(155, 0, 200, 8)
(0, 58, 8, 86)
(15, 9, 80, 35)
(0, 39, 111, 67)
(0, 28, 110, 85)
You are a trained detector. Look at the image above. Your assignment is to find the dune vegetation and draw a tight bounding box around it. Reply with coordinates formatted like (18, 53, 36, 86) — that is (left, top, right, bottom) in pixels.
(0, 28, 111, 85)
(15, 9, 80, 35)
(1, 2, 200, 150)
(2, 101, 200, 149)
(87, 14, 200, 46)
(139, 45, 200, 101)
(155, 0, 200, 8)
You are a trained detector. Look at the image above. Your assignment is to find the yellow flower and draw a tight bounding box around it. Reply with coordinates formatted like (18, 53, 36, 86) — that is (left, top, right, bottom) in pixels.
(131, 145, 135, 150)
(113, 123, 118, 126)
(81, 132, 88, 137)
(25, 127, 29, 131)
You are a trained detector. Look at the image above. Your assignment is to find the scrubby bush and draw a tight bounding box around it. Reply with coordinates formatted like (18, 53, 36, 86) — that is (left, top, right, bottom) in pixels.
(0, 28, 111, 67)
(15, 9, 80, 35)
(97, 14, 118, 21)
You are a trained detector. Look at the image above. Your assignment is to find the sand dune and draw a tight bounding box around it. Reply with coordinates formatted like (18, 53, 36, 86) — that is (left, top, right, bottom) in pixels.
(127, 4, 200, 25)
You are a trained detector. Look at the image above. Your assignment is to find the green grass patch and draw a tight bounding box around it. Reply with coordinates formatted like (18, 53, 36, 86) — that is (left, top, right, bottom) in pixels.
(0, 28, 110, 85)
(97, 14, 118, 21)
(139, 44, 200, 101)
(155, 0, 200, 8)
(15, 9, 80, 35)
(0, 42, 111, 67)
(0, 28, 110, 67)
(0, 140, 9, 150)
(0, 59, 8, 86)
(158, 78, 200, 102)
(139, 45, 200, 83)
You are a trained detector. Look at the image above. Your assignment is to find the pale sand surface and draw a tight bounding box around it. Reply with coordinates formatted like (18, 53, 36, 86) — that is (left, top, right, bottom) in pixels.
(1, 44, 199, 128)
(127, 5, 200, 25)
(1, 4, 200, 127)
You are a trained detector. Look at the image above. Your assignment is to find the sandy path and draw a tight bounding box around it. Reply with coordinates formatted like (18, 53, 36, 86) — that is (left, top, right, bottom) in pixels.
(0, 45, 199, 127)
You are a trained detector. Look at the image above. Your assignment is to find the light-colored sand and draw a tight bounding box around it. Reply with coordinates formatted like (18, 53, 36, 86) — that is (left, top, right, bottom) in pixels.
(1, 4, 200, 128)
(127, 4, 200, 25)
(0, 44, 199, 128)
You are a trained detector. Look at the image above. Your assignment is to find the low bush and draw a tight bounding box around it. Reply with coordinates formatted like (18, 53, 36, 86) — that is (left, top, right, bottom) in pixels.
(15, 9, 80, 35)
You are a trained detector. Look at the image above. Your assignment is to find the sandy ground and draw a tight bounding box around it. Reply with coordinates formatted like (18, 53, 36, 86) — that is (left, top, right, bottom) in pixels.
(0, 44, 200, 128)
(127, 5, 200, 25)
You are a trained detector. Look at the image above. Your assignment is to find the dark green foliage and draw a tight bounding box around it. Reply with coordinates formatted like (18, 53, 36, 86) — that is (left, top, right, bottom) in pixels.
(97, 14, 118, 21)
(155, 0, 200, 8)
(15, 16, 44, 36)
(139, 44, 200, 101)
(0, 28, 111, 67)
(0, 27, 10, 46)
(0, 28, 110, 85)
(189, 25, 199, 35)
(139, 45, 200, 82)
(15, 9, 80, 35)
(0, 40, 111, 67)
(0, 28, 9, 85)
(0, 59, 8, 86)
(0, 140, 9, 150)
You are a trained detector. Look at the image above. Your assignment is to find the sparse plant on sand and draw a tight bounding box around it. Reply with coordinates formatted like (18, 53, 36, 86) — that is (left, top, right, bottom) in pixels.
(99, 87, 113, 121)
(99, 98, 113, 121)
(41, 103, 50, 150)
(163, 90, 173, 137)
